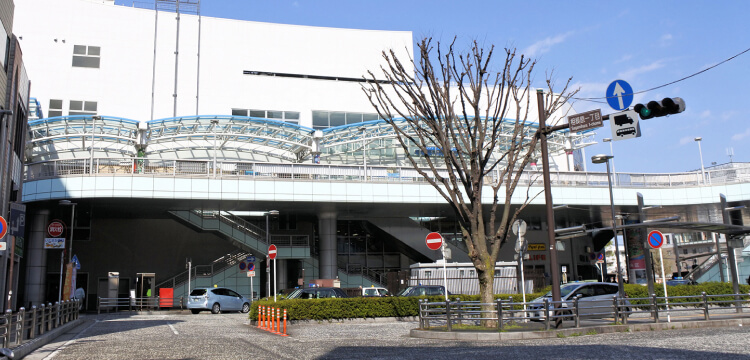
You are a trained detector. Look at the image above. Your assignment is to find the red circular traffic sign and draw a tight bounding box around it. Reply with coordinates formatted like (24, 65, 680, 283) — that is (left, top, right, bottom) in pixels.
(425, 232, 443, 250)
(0, 216, 7, 239)
(268, 244, 278, 260)
(647, 230, 665, 249)
(47, 220, 65, 237)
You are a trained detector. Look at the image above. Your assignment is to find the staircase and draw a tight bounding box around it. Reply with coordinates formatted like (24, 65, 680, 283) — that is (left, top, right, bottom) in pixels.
(156, 250, 253, 299)
(169, 210, 268, 254)
(367, 217, 471, 262)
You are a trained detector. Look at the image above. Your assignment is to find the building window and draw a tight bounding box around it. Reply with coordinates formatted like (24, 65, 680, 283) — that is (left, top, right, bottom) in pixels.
(69, 100, 97, 116)
(72, 45, 101, 68)
(232, 108, 300, 125)
(49, 99, 64, 117)
(312, 111, 381, 130)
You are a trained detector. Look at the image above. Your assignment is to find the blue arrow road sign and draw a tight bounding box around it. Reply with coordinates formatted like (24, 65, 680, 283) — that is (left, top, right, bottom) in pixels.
(606, 80, 634, 111)
(648, 230, 664, 249)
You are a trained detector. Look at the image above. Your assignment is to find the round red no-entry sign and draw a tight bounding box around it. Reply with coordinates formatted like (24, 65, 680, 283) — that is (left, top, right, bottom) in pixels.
(425, 232, 443, 250)
(47, 220, 65, 237)
(268, 244, 278, 260)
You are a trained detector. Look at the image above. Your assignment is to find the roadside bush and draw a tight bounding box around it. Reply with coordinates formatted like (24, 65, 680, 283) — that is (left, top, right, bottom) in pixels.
(624, 282, 750, 308)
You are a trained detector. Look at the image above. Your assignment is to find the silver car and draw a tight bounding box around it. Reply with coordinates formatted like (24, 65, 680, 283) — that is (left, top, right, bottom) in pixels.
(528, 282, 629, 321)
(187, 287, 251, 314)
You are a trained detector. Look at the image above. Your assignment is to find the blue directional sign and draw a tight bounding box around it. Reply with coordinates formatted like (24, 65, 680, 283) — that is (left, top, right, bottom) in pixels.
(606, 80, 634, 111)
(647, 230, 665, 249)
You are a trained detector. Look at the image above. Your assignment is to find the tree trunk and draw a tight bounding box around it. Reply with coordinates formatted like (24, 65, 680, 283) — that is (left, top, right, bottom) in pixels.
(477, 262, 497, 327)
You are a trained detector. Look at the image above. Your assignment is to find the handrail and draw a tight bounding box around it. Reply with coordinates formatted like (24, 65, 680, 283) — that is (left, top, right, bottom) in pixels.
(23, 158, 750, 189)
(0, 300, 80, 350)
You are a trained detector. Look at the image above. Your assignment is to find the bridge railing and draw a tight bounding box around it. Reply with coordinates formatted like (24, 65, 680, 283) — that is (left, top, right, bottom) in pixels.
(24, 158, 750, 188)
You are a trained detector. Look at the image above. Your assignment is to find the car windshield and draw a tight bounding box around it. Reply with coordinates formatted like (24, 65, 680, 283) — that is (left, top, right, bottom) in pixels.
(396, 287, 413, 296)
(286, 289, 302, 299)
(189, 289, 207, 296)
(541, 284, 580, 298)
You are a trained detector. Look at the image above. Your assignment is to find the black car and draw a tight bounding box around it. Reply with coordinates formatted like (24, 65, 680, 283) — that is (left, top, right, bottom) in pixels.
(285, 287, 348, 299)
(396, 285, 448, 297)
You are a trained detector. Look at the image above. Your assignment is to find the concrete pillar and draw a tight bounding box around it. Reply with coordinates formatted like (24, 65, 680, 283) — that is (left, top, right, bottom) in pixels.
(318, 212, 337, 280)
(275, 259, 287, 292)
(24, 208, 50, 307)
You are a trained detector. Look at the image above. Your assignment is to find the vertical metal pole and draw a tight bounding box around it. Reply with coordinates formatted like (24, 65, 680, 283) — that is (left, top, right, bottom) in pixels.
(187, 259, 191, 298)
(266, 214, 270, 298)
(195, 2, 202, 115)
(605, 160, 625, 299)
(637, 193, 655, 296)
(715, 233, 725, 283)
(536, 90, 561, 308)
(172, 0, 181, 117)
(273, 258, 277, 303)
(90, 116, 96, 175)
(659, 247, 670, 322)
(441, 243, 448, 302)
(69, 204, 76, 263)
(720, 194, 742, 313)
(697, 139, 706, 184)
(58, 252, 63, 303)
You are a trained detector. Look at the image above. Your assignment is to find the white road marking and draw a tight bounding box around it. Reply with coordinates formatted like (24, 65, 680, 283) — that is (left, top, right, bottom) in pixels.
(168, 322, 179, 335)
(43, 320, 99, 360)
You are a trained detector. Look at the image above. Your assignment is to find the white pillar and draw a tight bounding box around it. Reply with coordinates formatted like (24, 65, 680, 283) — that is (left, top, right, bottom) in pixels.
(318, 212, 337, 280)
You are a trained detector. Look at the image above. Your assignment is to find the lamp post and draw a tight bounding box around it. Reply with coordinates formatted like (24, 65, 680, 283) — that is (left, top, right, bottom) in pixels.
(265, 210, 279, 298)
(59, 200, 77, 263)
(592, 154, 625, 299)
(210, 119, 219, 177)
(603, 138, 616, 183)
(695, 137, 706, 184)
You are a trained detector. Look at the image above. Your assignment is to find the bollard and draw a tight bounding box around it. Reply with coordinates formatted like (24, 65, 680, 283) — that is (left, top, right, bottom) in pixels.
(257, 306, 262, 328)
(445, 301, 452, 332)
(281, 309, 288, 337)
(496, 299, 503, 332)
(612, 296, 619, 323)
(17, 308, 25, 344)
(30, 306, 37, 339)
(543, 298, 550, 331)
(574, 296, 580, 328)
(651, 294, 660, 323)
(4, 309, 11, 347)
(702, 292, 710, 320)
(274, 308, 280, 334)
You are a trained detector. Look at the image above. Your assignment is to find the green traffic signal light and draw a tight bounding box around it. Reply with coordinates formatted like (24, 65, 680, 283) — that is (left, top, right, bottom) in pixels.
(633, 97, 685, 120)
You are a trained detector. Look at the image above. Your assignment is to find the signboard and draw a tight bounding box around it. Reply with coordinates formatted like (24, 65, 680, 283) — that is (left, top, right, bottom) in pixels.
(609, 109, 640, 141)
(9, 203, 25, 237)
(647, 230, 665, 249)
(597, 253, 605, 261)
(425, 232, 443, 250)
(596, 259, 605, 264)
(606, 80, 634, 111)
(568, 109, 603, 132)
(527, 243, 546, 251)
(247, 271, 256, 277)
(47, 220, 65, 238)
(248, 262, 255, 271)
(246, 256, 256, 263)
(72, 254, 81, 270)
(44, 238, 66, 249)
(239, 261, 247, 271)
(268, 244, 277, 260)
(0, 216, 7, 239)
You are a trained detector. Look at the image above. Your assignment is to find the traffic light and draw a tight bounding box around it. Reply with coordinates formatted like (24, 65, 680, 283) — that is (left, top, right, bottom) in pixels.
(633, 97, 685, 120)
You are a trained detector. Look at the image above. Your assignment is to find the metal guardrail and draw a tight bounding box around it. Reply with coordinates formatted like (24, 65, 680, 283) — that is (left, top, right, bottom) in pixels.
(97, 297, 184, 314)
(0, 300, 80, 348)
(418, 292, 750, 332)
(24, 158, 750, 189)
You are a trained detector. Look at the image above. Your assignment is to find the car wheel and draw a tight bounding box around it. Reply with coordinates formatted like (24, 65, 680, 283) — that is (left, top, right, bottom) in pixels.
(211, 303, 221, 314)
(241, 303, 250, 313)
(191, 310, 200, 314)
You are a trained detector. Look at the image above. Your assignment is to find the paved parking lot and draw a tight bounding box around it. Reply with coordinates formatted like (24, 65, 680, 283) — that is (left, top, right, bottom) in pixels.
(22, 312, 750, 359)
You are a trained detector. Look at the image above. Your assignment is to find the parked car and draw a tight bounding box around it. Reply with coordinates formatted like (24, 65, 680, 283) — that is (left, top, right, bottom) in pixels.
(528, 282, 630, 321)
(187, 287, 251, 314)
(285, 287, 349, 299)
(361, 286, 390, 297)
(666, 279, 696, 286)
(395, 285, 448, 297)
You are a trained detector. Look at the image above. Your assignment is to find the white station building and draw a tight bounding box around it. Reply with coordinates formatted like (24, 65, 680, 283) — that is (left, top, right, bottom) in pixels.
(7, 0, 750, 309)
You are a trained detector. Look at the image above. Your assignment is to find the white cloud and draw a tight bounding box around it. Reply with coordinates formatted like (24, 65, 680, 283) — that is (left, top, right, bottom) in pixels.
(679, 136, 694, 145)
(522, 31, 574, 58)
(617, 60, 665, 80)
(731, 128, 750, 141)
(614, 54, 633, 64)
(699, 110, 711, 118)
(661, 34, 673, 41)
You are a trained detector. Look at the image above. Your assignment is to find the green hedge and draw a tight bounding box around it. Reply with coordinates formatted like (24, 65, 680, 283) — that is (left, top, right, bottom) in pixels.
(249, 283, 750, 321)
(249, 292, 548, 321)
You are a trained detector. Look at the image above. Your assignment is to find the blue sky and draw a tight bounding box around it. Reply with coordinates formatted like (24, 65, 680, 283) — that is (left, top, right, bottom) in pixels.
(117, 1, 750, 174)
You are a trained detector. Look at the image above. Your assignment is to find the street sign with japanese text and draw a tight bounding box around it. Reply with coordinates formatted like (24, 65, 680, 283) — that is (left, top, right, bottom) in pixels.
(568, 109, 603, 132)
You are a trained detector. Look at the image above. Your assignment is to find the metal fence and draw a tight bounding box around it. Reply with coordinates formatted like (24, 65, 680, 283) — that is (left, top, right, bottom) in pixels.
(419, 291, 750, 331)
(24, 158, 750, 188)
(0, 300, 80, 348)
(97, 297, 184, 314)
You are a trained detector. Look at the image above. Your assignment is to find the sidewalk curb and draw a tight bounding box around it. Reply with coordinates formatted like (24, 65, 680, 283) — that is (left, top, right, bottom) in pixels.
(409, 317, 750, 341)
(9, 318, 84, 359)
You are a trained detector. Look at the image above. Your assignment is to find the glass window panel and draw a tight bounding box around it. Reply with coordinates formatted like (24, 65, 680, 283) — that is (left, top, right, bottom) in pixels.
(329, 112, 346, 127)
(346, 112, 363, 124)
(267, 110, 283, 119)
(87, 46, 101, 56)
(284, 111, 300, 120)
(73, 45, 87, 55)
(72, 56, 100, 68)
(84, 101, 97, 111)
(49, 99, 63, 109)
(249, 110, 265, 118)
(362, 113, 379, 121)
(231, 108, 248, 116)
(48, 110, 63, 117)
(69, 101, 83, 111)
(312, 111, 329, 127)
(69, 111, 92, 116)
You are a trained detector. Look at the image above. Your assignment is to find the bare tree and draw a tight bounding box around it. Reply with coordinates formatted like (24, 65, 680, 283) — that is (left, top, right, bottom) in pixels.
(363, 38, 577, 313)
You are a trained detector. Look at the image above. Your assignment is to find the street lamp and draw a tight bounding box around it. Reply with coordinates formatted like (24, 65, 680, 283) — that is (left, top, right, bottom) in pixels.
(602, 138, 616, 183)
(59, 200, 77, 263)
(592, 154, 625, 299)
(210, 119, 219, 177)
(265, 210, 279, 298)
(695, 137, 706, 184)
